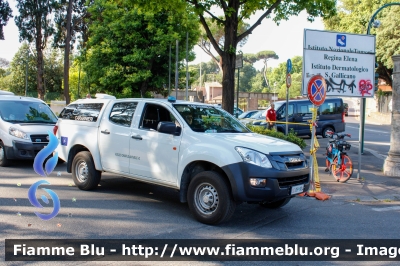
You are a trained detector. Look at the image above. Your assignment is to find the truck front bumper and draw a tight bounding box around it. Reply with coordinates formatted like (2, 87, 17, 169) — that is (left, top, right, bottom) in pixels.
(4, 140, 46, 160)
(222, 161, 310, 203)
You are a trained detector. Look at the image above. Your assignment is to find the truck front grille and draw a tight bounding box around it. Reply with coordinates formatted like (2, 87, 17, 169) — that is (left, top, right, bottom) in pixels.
(277, 174, 309, 187)
(30, 134, 49, 144)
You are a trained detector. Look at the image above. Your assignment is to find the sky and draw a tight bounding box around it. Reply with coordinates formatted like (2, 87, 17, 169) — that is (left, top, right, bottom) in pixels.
(0, 3, 325, 70)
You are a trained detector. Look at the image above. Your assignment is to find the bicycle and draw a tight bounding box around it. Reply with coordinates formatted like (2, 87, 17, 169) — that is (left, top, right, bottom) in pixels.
(324, 131, 353, 183)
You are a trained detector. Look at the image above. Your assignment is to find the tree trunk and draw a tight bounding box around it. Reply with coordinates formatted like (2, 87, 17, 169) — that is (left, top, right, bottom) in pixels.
(36, 22, 45, 100)
(384, 54, 400, 176)
(64, 0, 73, 104)
(221, 52, 236, 114)
(220, 2, 239, 115)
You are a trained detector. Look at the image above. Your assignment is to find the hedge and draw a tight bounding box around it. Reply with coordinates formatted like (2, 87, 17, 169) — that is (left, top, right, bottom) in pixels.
(247, 125, 307, 149)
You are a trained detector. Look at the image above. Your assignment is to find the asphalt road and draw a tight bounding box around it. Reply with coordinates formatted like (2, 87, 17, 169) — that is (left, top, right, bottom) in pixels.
(1, 159, 400, 265)
(344, 116, 391, 158)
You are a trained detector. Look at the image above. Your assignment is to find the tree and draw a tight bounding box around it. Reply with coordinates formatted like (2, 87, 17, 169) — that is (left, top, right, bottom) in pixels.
(7, 43, 36, 95)
(15, 0, 58, 100)
(244, 51, 279, 90)
(0, 0, 12, 40)
(53, 0, 92, 104)
(185, 0, 336, 114)
(323, 0, 400, 87)
(84, 0, 200, 97)
(133, 0, 336, 113)
(198, 17, 249, 74)
(5, 43, 63, 97)
(269, 55, 303, 98)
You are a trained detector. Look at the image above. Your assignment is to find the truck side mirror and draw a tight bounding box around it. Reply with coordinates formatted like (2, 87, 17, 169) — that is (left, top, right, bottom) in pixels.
(157, 122, 181, 136)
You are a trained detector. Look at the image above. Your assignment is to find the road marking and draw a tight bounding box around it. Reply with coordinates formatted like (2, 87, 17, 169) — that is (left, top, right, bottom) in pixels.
(372, 206, 400, 212)
(346, 125, 390, 134)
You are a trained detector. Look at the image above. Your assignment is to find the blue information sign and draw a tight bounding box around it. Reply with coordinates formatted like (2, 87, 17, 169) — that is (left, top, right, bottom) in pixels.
(287, 59, 292, 74)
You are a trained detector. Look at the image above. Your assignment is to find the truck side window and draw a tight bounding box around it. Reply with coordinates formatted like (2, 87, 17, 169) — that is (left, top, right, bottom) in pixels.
(277, 104, 294, 119)
(109, 102, 138, 127)
(319, 100, 341, 115)
(59, 103, 104, 122)
(140, 104, 175, 131)
(298, 104, 313, 116)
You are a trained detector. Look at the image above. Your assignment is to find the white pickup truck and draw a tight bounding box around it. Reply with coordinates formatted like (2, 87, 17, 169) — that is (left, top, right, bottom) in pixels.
(55, 94, 310, 224)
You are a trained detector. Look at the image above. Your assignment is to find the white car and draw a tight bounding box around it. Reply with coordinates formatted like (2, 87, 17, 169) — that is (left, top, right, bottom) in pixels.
(0, 93, 58, 166)
(55, 94, 309, 224)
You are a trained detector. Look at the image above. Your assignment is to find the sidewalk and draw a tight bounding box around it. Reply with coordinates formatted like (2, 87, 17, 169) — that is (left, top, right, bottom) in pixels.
(303, 138, 400, 203)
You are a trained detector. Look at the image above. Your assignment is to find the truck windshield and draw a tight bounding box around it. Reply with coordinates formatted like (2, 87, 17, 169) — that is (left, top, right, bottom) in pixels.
(0, 100, 58, 124)
(173, 104, 250, 133)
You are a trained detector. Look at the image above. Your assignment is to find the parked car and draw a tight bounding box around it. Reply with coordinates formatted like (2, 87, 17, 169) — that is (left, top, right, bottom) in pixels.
(0, 93, 58, 166)
(238, 110, 259, 119)
(214, 104, 243, 117)
(242, 98, 346, 138)
(55, 94, 309, 224)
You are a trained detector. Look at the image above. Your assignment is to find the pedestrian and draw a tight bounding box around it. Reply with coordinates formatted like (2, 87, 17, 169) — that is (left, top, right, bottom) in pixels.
(266, 103, 276, 130)
(86, 93, 91, 99)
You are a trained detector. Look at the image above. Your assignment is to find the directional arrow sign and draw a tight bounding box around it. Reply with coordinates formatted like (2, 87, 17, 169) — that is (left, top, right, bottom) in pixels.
(287, 59, 292, 74)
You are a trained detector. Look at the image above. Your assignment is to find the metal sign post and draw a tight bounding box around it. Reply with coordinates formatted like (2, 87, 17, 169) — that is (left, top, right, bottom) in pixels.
(307, 75, 327, 197)
(235, 53, 243, 116)
(286, 59, 292, 135)
(285, 73, 292, 135)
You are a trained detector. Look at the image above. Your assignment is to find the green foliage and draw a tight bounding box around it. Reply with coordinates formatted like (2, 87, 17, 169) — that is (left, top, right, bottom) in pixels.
(0, 0, 12, 40)
(5, 43, 63, 97)
(247, 125, 307, 149)
(269, 56, 303, 98)
(323, 0, 399, 86)
(85, 0, 200, 97)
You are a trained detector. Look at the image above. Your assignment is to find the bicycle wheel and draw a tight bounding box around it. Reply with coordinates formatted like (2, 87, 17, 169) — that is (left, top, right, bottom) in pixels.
(332, 154, 353, 183)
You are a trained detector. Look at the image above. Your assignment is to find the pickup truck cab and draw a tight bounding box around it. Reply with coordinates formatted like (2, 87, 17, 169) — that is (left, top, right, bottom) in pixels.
(55, 94, 310, 224)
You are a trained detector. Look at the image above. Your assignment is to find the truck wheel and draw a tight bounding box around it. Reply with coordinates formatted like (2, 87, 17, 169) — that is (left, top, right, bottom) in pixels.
(322, 126, 334, 138)
(0, 141, 11, 167)
(187, 171, 236, 225)
(71, 151, 101, 190)
(259, 198, 291, 209)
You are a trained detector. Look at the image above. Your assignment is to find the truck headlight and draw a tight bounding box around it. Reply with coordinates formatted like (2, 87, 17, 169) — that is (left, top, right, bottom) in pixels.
(235, 147, 272, 168)
(9, 127, 29, 140)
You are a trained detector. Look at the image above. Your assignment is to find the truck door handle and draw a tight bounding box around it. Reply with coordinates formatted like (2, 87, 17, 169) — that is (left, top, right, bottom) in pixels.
(131, 135, 142, 140)
(101, 130, 110, 134)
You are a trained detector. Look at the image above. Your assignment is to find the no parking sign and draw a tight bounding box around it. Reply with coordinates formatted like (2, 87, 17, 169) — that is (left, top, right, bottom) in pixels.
(307, 75, 327, 106)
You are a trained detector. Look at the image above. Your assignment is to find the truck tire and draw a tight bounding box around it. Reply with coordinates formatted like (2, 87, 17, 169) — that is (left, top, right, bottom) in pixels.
(259, 198, 291, 209)
(187, 171, 236, 225)
(0, 141, 11, 167)
(71, 151, 101, 190)
(322, 126, 334, 138)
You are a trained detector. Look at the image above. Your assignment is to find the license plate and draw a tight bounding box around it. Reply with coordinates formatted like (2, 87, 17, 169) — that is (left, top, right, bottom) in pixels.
(291, 184, 304, 195)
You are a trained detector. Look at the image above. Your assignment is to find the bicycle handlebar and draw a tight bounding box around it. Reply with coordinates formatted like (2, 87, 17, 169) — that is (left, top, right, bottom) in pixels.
(326, 131, 351, 139)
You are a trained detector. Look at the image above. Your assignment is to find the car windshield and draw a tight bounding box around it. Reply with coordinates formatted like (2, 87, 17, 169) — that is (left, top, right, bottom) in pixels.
(249, 111, 262, 119)
(0, 100, 58, 124)
(238, 111, 254, 119)
(173, 104, 250, 133)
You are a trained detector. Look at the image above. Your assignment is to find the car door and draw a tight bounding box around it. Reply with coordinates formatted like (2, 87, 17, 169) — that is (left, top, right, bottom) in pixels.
(129, 103, 182, 186)
(296, 102, 315, 135)
(98, 101, 138, 174)
(276, 103, 296, 134)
